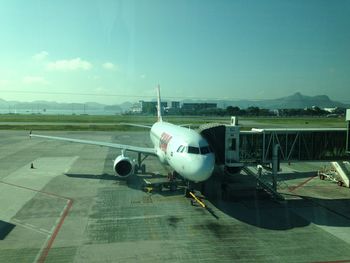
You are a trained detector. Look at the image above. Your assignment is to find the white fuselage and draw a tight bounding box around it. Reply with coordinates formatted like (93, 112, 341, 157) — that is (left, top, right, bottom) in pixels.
(150, 121, 215, 182)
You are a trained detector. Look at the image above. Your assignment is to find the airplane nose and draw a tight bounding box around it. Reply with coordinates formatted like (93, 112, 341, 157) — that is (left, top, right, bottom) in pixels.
(192, 154, 215, 182)
(201, 155, 215, 180)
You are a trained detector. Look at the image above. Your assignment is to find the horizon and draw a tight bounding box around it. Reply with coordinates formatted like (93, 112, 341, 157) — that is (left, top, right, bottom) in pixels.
(0, 91, 347, 107)
(0, 1, 349, 104)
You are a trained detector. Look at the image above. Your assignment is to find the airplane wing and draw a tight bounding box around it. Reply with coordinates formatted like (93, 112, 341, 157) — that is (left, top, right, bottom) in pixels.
(121, 123, 196, 129)
(179, 124, 194, 128)
(119, 123, 152, 129)
(29, 132, 157, 156)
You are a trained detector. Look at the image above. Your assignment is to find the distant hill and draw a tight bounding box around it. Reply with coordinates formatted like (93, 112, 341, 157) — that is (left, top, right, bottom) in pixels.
(259, 92, 348, 109)
(0, 93, 348, 112)
(0, 99, 128, 113)
(119, 102, 133, 111)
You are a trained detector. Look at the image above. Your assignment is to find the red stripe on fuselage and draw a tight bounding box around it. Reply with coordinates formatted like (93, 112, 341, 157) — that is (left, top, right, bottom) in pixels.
(159, 132, 172, 152)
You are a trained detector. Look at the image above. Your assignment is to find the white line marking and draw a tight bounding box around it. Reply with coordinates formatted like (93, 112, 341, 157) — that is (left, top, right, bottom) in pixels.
(33, 233, 52, 263)
(50, 225, 56, 233)
(32, 199, 71, 263)
(11, 219, 50, 235)
(40, 228, 51, 234)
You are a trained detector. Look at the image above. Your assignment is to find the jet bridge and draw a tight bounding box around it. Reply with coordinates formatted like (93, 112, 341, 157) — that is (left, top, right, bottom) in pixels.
(199, 117, 347, 176)
(240, 128, 347, 164)
(198, 117, 243, 174)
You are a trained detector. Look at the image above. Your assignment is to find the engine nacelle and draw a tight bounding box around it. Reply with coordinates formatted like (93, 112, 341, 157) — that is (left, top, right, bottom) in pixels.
(113, 155, 134, 178)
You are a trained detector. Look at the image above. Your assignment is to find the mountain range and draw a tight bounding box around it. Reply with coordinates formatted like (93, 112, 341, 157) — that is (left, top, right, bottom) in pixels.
(0, 93, 348, 112)
(0, 98, 133, 113)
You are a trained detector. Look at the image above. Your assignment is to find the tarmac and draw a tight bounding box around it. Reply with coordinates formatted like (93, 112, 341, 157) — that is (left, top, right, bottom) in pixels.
(1, 130, 350, 263)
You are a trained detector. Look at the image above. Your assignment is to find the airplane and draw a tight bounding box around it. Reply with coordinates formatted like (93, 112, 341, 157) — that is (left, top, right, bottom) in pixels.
(30, 86, 215, 183)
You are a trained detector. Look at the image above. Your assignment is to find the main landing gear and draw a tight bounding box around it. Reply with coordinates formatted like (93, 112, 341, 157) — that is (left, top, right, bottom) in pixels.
(134, 152, 149, 174)
(142, 170, 181, 193)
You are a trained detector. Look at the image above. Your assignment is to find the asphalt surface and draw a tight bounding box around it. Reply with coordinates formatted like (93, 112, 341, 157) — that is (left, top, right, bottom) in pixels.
(1, 130, 350, 262)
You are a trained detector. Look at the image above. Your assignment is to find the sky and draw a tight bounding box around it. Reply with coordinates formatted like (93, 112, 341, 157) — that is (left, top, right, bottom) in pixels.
(0, 0, 349, 105)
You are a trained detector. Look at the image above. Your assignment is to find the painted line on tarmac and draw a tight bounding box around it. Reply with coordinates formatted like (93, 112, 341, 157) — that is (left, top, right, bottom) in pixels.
(33, 234, 51, 263)
(36, 199, 73, 263)
(0, 181, 73, 263)
(288, 175, 317, 192)
(11, 219, 51, 235)
(0, 180, 71, 200)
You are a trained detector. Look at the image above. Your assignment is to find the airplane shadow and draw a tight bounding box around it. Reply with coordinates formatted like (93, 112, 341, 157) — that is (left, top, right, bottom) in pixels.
(66, 173, 117, 181)
(211, 196, 309, 230)
(204, 172, 350, 230)
(211, 194, 350, 230)
(65, 171, 350, 230)
(0, 220, 16, 240)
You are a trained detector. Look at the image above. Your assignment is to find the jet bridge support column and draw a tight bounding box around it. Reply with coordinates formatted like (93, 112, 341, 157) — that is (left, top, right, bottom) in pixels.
(272, 144, 280, 191)
(346, 109, 350, 154)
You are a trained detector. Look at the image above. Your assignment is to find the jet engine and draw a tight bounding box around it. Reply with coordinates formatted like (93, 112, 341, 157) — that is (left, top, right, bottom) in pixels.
(113, 155, 134, 177)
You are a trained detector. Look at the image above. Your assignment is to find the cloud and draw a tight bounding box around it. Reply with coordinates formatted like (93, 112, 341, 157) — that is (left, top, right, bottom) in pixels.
(33, 51, 49, 61)
(102, 62, 117, 71)
(22, 76, 48, 85)
(46, 58, 92, 71)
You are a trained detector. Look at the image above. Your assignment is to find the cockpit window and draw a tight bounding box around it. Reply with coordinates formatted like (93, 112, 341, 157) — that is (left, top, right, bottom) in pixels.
(177, 145, 187, 153)
(178, 145, 211, 154)
(200, 146, 211, 154)
(188, 146, 200, 154)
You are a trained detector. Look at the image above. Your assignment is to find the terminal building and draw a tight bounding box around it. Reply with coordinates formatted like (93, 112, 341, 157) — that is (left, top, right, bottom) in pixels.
(140, 101, 168, 114)
(139, 101, 217, 114)
(171, 101, 180, 109)
(181, 103, 217, 111)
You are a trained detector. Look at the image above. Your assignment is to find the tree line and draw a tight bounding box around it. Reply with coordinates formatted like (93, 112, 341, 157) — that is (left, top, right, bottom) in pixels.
(129, 105, 346, 117)
(166, 106, 346, 117)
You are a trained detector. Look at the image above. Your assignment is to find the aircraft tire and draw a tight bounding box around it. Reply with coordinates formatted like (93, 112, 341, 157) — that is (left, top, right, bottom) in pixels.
(141, 164, 146, 174)
(170, 183, 177, 192)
